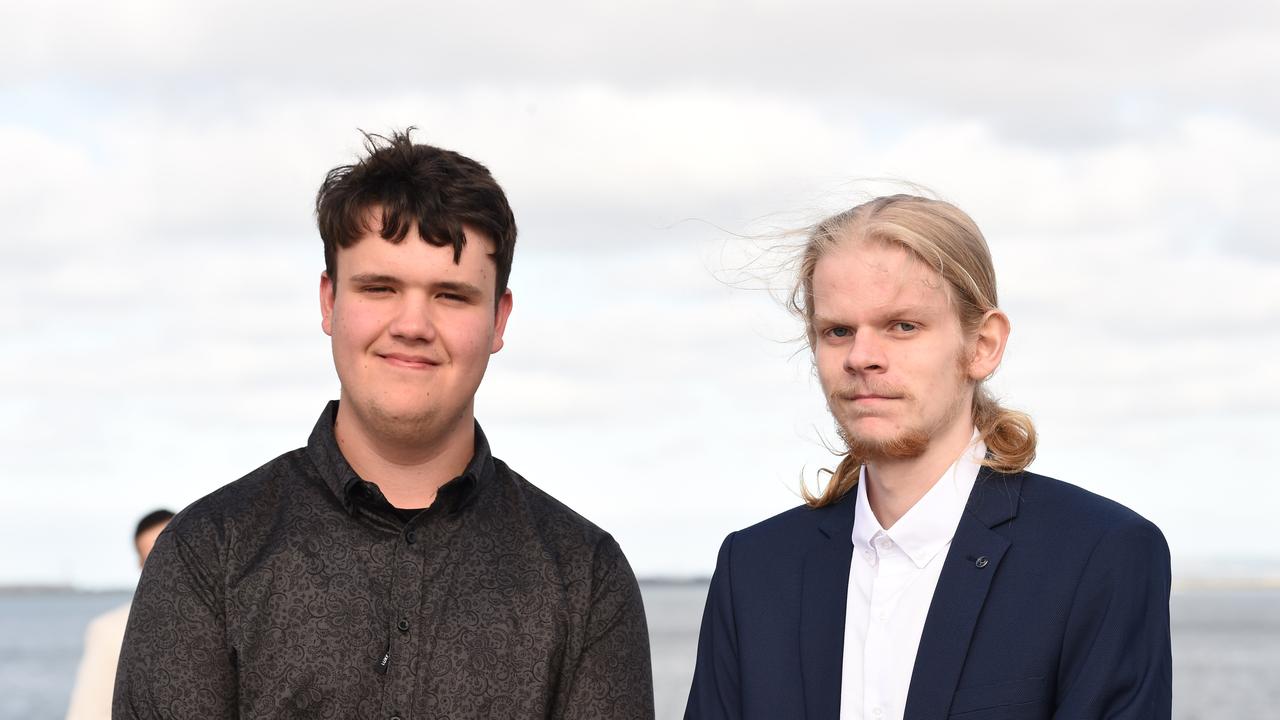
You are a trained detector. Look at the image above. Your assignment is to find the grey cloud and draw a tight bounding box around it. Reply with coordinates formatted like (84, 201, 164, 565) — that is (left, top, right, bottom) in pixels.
(6, 1, 1279, 141)
(6, 0, 1280, 585)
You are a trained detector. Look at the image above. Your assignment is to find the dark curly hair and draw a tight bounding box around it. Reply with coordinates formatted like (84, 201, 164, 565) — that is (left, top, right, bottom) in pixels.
(316, 128, 517, 301)
(135, 509, 174, 540)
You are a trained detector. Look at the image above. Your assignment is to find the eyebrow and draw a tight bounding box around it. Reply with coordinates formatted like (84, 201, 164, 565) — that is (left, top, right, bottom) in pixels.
(432, 281, 484, 299)
(348, 273, 401, 286)
(813, 305, 940, 326)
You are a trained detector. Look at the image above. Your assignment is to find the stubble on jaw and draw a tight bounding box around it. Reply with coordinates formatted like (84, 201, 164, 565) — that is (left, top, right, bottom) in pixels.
(342, 388, 462, 450)
(837, 420, 931, 461)
(827, 346, 975, 463)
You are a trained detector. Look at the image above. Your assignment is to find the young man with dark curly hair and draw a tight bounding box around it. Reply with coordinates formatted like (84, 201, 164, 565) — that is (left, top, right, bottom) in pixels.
(116, 131, 654, 720)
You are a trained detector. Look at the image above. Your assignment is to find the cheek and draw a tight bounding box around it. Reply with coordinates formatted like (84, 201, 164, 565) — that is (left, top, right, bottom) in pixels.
(448, 317, 497, 361)
(813, 352, 844, 390)
(813, 344, 845, 372)
(333, 307, 383, 348)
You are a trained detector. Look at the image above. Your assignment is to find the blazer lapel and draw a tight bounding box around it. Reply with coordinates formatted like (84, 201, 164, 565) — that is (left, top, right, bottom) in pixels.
(903, 469, 1022, 720)
(800, 493, 857, 720)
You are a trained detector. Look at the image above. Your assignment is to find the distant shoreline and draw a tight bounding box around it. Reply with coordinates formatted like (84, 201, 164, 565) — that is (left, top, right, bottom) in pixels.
(1171, 577, 1280, 591)
(5, 577, 1280, 595)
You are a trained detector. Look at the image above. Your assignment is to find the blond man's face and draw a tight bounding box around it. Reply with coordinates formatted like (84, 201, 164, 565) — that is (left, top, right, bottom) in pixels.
(811, 241, 977, 460)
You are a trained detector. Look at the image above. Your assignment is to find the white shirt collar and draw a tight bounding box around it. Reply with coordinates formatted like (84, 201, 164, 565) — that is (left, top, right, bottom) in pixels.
(851, 429, 987, 569)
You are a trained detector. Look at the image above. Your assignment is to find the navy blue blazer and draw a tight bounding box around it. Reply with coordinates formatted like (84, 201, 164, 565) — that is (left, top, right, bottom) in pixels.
(685, 469, 1172, 719)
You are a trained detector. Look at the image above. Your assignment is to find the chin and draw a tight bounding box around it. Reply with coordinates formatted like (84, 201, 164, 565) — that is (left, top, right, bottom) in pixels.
(361, 399, 445, 439)
(838, 420, 930, 461)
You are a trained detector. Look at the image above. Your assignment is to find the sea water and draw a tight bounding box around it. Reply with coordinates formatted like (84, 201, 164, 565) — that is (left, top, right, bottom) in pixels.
(2, 584, 1277, 719)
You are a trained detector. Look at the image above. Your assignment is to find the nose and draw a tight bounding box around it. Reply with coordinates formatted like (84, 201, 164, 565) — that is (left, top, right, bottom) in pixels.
(843, 330, 886, 375)
(388, 292, 438, 343)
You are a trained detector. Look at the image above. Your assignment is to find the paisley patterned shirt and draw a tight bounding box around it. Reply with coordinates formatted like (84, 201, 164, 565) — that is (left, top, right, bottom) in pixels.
(114, 402, 654, 719)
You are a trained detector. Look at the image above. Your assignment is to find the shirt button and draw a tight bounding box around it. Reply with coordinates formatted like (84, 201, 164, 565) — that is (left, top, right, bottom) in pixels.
(872, 707, 883, 717)
(397, 619, 410, 632)
(405, 530, 417, 545)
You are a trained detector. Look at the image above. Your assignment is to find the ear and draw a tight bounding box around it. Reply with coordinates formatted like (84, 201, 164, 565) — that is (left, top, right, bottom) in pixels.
(320, 271, 336, 337)
(968, 309, 1010, 381)
(491, 289, 514, 354)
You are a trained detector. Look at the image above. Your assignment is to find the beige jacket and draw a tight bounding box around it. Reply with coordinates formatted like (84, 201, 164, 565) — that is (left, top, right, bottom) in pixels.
(66, 603, 130, 720)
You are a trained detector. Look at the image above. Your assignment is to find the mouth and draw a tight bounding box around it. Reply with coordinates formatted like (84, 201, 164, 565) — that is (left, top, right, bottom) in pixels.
(378, 352, 441, 369)
(836, 392, 903, 402)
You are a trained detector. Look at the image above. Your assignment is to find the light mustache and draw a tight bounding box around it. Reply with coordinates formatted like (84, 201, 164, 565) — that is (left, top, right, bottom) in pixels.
(828, 387, 909, 402)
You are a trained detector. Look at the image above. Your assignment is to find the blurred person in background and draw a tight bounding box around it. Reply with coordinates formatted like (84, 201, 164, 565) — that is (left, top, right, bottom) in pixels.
(64, 509, 172, 720)
(685, 195, 1171, 719)
(114, 130, 653, 719)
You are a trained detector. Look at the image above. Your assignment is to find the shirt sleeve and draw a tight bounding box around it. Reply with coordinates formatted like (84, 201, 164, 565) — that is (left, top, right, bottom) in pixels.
(113, 518, 238, 720)
(683, 532, 740, 720)
(558, 534, 655, 720)
(1054, 516, 1173, 719)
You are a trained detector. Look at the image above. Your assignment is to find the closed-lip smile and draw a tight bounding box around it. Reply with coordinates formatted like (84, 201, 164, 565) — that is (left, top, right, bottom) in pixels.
(379, 352, 440, 368)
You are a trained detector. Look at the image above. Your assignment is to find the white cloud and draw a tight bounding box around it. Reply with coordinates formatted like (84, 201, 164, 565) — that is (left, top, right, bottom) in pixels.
(3, 1, 1279, 586)
(6, 0, 1278, 135)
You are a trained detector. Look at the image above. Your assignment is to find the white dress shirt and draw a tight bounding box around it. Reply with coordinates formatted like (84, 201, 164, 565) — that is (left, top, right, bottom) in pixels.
(839, 432, 986, 720)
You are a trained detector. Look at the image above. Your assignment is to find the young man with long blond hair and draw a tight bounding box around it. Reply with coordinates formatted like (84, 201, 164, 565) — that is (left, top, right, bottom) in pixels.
(685, 195, 1171, 719)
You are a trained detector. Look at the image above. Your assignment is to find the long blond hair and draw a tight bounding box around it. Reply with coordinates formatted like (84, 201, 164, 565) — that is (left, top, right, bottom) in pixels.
(793, 195, 1036, 508)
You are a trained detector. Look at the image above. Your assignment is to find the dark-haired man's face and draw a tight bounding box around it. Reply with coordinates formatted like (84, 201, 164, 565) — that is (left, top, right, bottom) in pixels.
(320, 224, 512, 447)
(135, 521, 167, 568)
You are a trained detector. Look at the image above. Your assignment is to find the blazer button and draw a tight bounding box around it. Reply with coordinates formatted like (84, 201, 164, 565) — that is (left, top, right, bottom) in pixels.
(975, 556, 989, 568)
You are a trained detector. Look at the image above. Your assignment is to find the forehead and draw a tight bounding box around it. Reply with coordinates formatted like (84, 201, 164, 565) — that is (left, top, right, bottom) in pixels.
(811, 240, 950, 317)
(135, 523, 166, 548)
(336, 225, 497, 283)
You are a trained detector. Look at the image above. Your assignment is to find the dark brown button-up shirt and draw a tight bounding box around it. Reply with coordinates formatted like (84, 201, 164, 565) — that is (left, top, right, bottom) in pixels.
(114, 402, 654, 719)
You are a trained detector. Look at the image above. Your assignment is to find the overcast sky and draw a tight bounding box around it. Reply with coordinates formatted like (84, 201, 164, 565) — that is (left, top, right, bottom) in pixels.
(3, 0, 1278, 588)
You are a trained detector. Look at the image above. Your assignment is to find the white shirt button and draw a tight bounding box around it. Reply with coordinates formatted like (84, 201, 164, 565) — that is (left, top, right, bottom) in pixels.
(872, 707, 884, 717)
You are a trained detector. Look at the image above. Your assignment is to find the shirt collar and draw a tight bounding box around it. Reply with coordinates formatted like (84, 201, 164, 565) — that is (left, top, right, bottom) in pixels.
(851, 471, 884, 555)
(305, 400, 494, 515)
(851, 428, 986, 569)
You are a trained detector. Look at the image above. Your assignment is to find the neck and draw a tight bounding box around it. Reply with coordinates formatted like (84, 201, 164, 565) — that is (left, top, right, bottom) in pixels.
(333, 400, 475, 509)
(863, 414, 976, 530)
